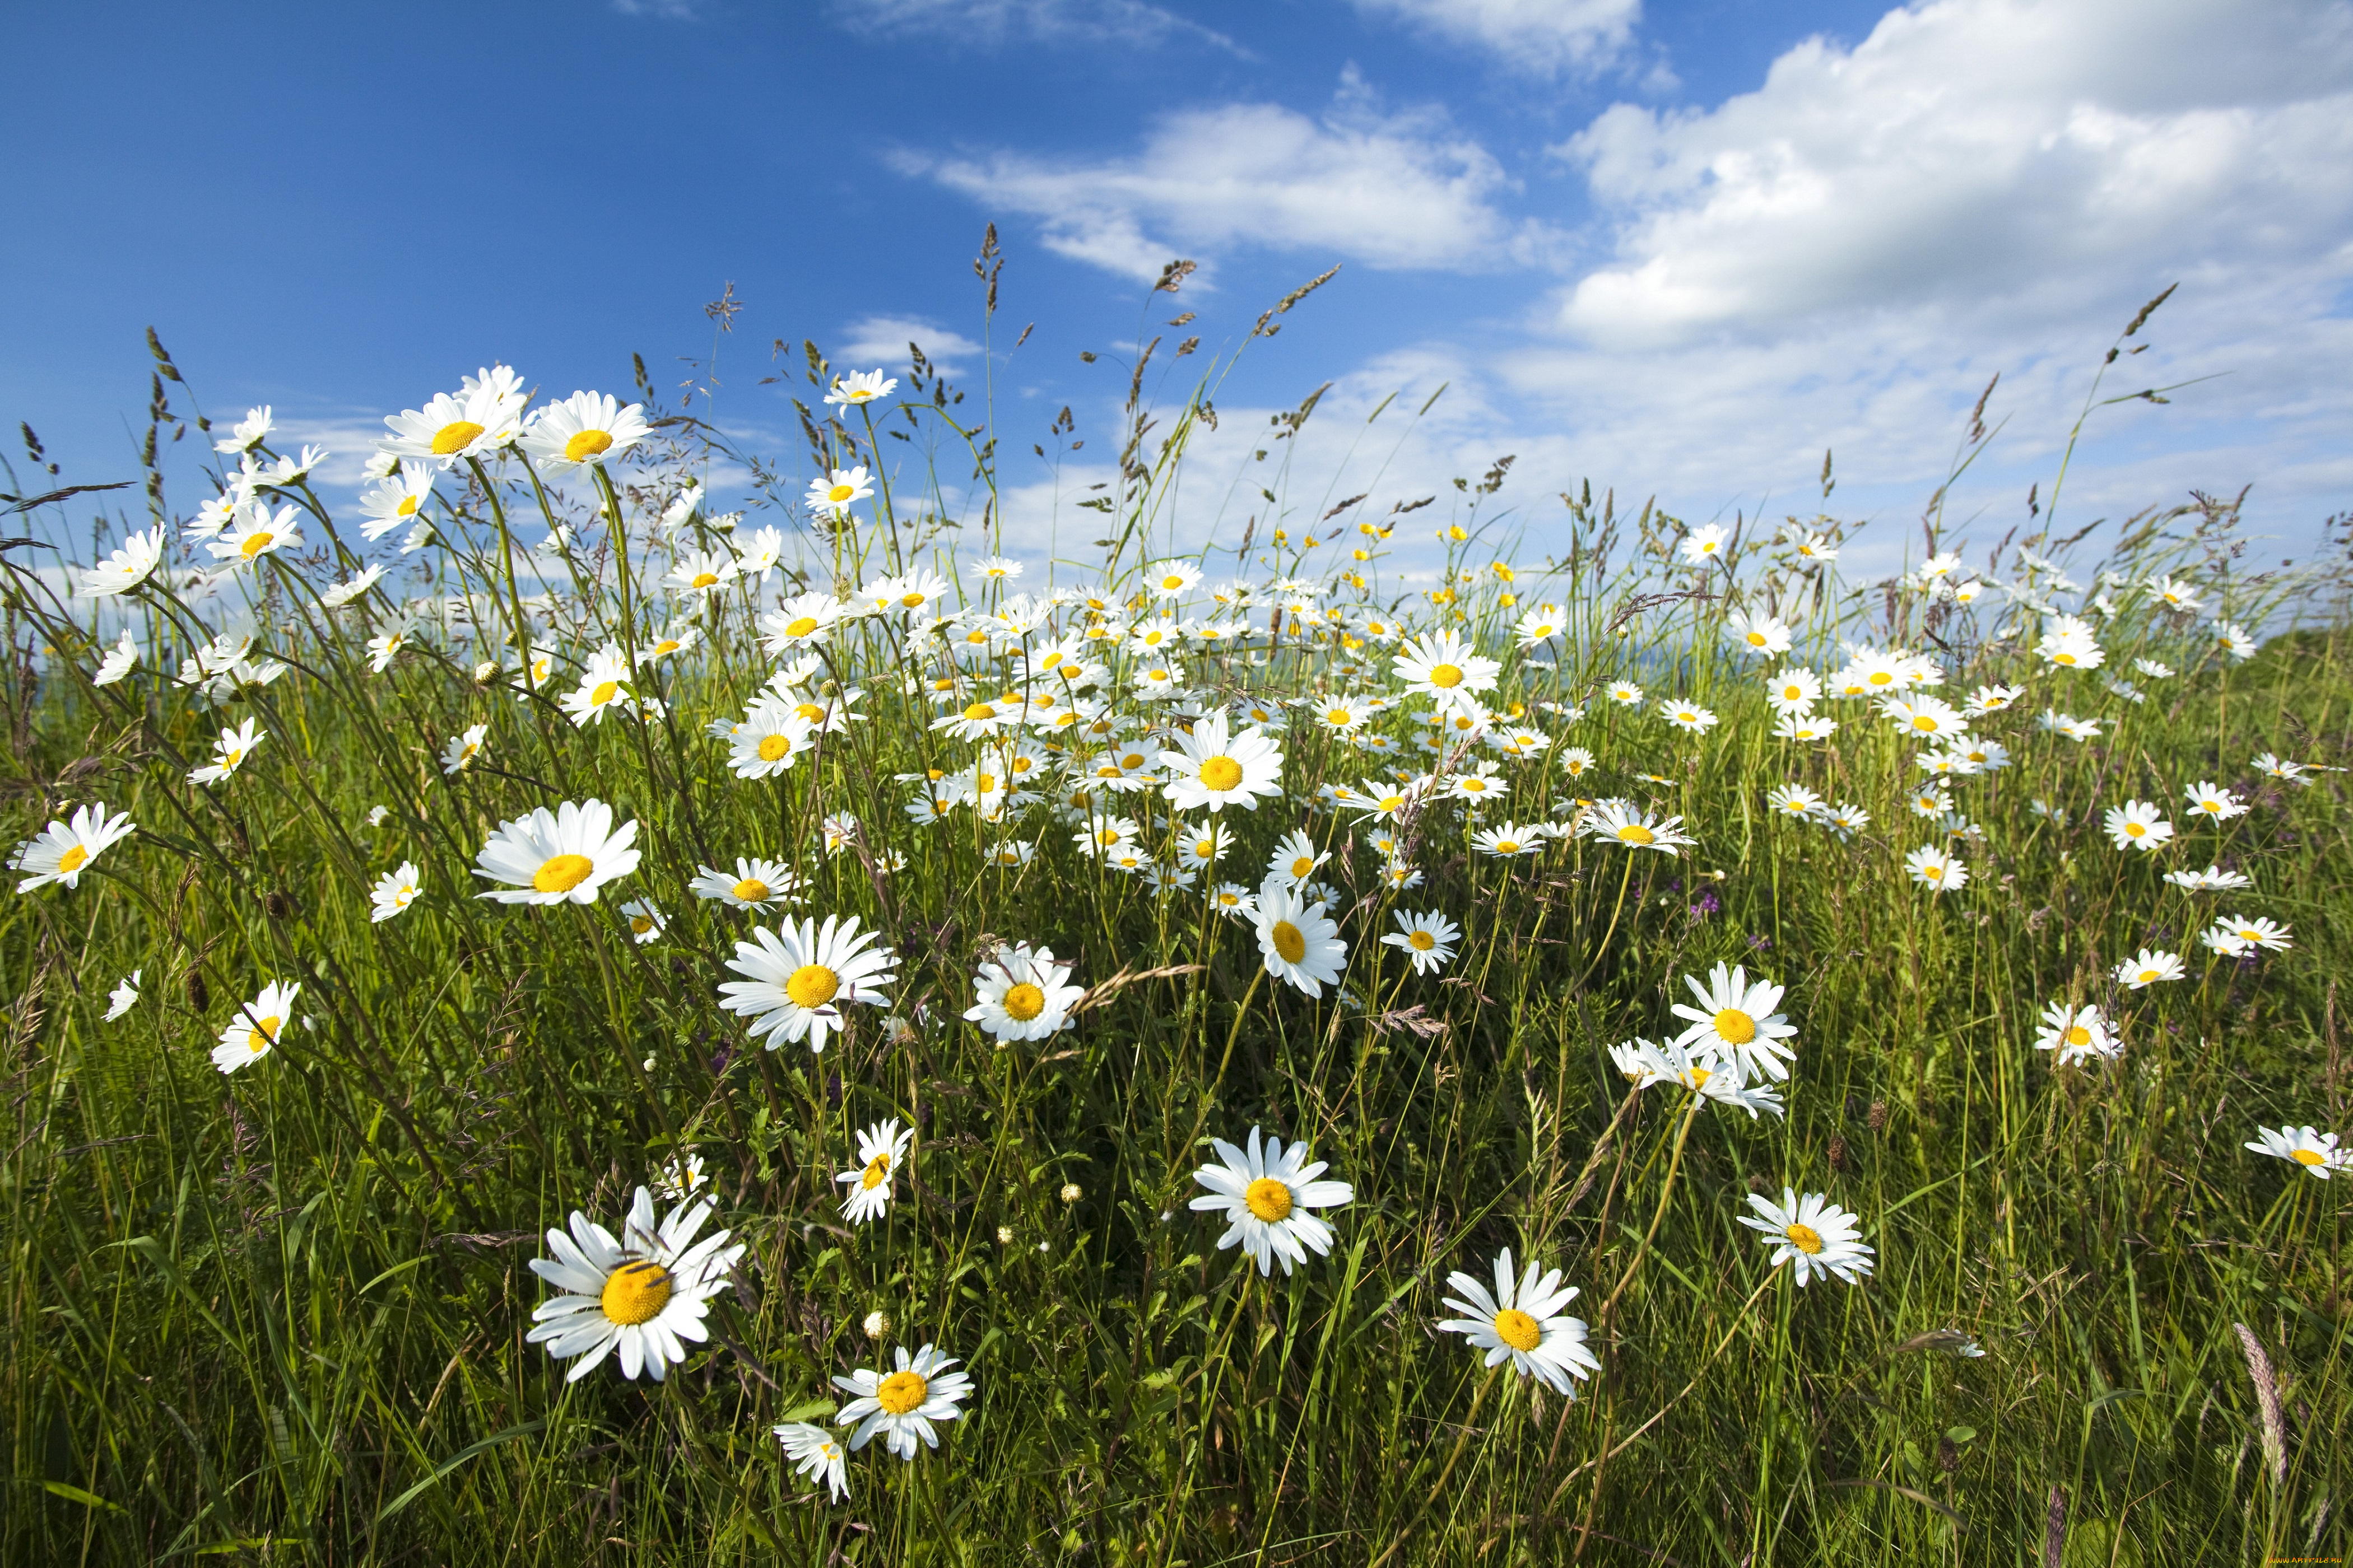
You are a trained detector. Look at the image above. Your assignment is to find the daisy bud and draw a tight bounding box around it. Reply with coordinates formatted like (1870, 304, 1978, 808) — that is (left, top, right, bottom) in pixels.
(1059, 1183, 1082, 1204)
(996, 1226, 1015, 1245)
(862, 1310, 890, 1340)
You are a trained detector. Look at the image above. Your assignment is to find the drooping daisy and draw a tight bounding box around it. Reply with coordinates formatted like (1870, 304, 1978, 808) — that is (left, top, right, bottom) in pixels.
(188, 719, 264, 787)
(690, 857, 802, 912)
(526, 1187, 745, 1382)
(1160, 710, 1284, 814)
(211, 980, 300, 1074)
(473, 799, 641, 905)
(2034, 1001, 2115, 1066)
(105, 971, 141, 1022)
(2104, 801, 2175, 853)
(965, 943, 1085, 1041)
(832, 1343, 973, 1459)
(1578, 799, 1693, 855)
(1381, 909, 1459, 975)
(440, 722, 489, 775)
(2164, 863, 2252, 893)
(774, 1422, 850, 1503)
(1437, 1248, 1599, 1395)
(1904, 844, 1968, 892)
(11, 801, 136, 891)
(2252, 752, 2313, 787)
(357, 462, 436, 541)
(370, 861, 421, 923)
(1188, 1125, 1352, 1276)
(215, 404, 274, 453)
(2114, 948, 2185, 989)
(92, 631, 139, 686)
(836, 1118, 915, 1225)
(719, 914, 897, 1051)
(74, 526, 165, 598)
(1670, 962, 1798, 1082)
(2244, 1125, 2346, 1179)
(1738, 1188, 1873, 1286)
(1254, 877, 1347, 996)
(519, 390, 649, 474)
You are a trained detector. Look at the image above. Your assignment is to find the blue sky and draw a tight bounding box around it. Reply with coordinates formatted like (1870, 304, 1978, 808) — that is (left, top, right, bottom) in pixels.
(7, 0, 2349, 576)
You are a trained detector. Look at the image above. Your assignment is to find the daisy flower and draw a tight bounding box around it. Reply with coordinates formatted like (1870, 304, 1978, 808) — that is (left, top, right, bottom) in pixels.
(1471, 823, 1542, 857)
(558, 648, 635, 728)
(866, 569, 952, 617)
(188, 719, 264, 787)
(2036, 616, 2104, 670)
(806, 466, 874, 518)
(74, 526, 165, 598)
(836, 1118, 915, 1225)
(211, 980, 300, 1074)
(92, 631, 140, 687)
(1175, 820, 1231, 871)
(2184, 781, 2248, 822)
(832, 1344, 973, 1459)
(1381, 909, 1458, 975)
(370, 861, 421, 923)
(1392, 631, 1499, 708)
(215, 404, 273, 453)
(473, 799, 641, 905)
(1678, 524, 1729, 564)
(11, 801, 136, 891)
(825, 368, 899, 410)
(2164, 863, 2252, 893)
(1449, 762, 1507, 804)
(719, 914, 897, 1051)
(2206, 914, 2291, 954)
(1766, 667, 1821, 714)
(690, 857, 802, 912)
(621, 900, 666, 944)
(208, 502, 303, 567)
(1904, 844, 1967, 892)
(2252, 752, 2312, 787)
(968, 555, 1021, 582)
(1820, 802, 1868, 839)
(1147, 559, 1203, 598)
(1557, 747, 1599, 781)
(965, 943, 1085, 1041)
(2103, 801, 2175, 853)
(1578, 799, 1692, 854)
(1188, 1125, 1352, 1276)
(1670, 962, 1798, 1082)
(760, 593, 846, 653)
(357, 462, 436, 541)
(526, 1187, 745, 1382)
(774, 1423, 850, 1503)
(440, 723, 489, 775)
(1209, 882, 1260, 921)
(2244, 1125, 2346, 1179)
(104, 971, 140, 1021)
(521, 390, 649, 473)
(1727, 609, 1792, 657)
(2115, 948, 2185, 989)
(1514, 606, 1565, 648)
(1254, 878, 1347, 995)
(1265, 827, 1329, 888)
(1437, 1249, 1599, 1395)
(380, 374, 527, 468)
(1882, 695, 1966, 741)
(1659, 699, 1719, 734)
(1739, 1188, 1873, 1285)
(2034, 1001, 2115, 1065)
(1766, 783, 1825, 822)
(1159, 710, 1284, 814)
(729, 702, 817, 779)
(666, 548, 738, 595)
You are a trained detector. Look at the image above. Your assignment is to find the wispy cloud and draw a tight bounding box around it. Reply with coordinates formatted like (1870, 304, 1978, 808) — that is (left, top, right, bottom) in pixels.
(833, 315, 988, 378)
(838, 0, 1247, 56)
(1350, 0, 1640, 73)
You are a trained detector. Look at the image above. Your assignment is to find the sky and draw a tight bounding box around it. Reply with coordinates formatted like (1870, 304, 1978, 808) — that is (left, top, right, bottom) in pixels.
(4, 0, 2349, 580)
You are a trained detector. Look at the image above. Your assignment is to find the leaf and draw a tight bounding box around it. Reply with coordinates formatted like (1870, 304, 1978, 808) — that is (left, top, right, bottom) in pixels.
(1823, 1477, 1964, 1527)
(375, 1421, 545, 1524)
(40, 1481, 124, 1511)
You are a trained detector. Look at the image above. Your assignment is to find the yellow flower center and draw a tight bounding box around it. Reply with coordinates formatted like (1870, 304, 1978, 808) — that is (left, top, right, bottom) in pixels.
(758, 734, 793, 762)
(398, 495, 420, 517)
(1194, 839, 1217, 859)
(430, 420, 485, 455)
(1003, 982, 1047, 1022)
(601, 1259, 673, 1325)
(1290, 855, 1315, 877)
(2055, 653, 2077, 666)
(2240, 928, 2261, 942)
(2292, 1148, 2325, 1166)
(1868, 671, 1894, 686)
(2138, 969, 2160, 984)
(1784, 1222, 1824, 1255)
(1714, 1008, 1757, 1045)
(1270, 920, 1307, 965)
(827, 483, 856, 504)
(631, 915, 655, 934)
(1616, 824, 1655, 845)
(240, 532, 275, 559)
(1464, 779, 1486, 793)
(861, 1152, 891, 1190)
(1490, 1306, 1543, 1352)
(533, 853, 594, 893)
(590, 681, 619, 706)
(2065, 1025, 2091, 1046)
(1913, 715, 1937, 732)
(1924, 863, 1945, 881)
(963, 702, 998, 723)
(732, 878, 770, 903)
(691, 572, 719, 589)
(57, 845, 89, 873)
(1496, 840, 1520, 853)
(784, 616, 820, 638)
(564, 429, 614, 462)
(1162, 574, 1185, 590)
(1408, 930, 1436, 952)
(1378, 795, 1406, 812)
(1427, 663, 1464, 689)
(787, 964, 840, 1009)
(1747, 631, 1768, 647)
(252, 1015, 282, 1045)
(796, 702, 826, 723)
(901, 591, 927, 608)
(2126, 822, 2145, 837)
(875, 1369, 928, 1415)
(1244, 1176, 1294, 1221)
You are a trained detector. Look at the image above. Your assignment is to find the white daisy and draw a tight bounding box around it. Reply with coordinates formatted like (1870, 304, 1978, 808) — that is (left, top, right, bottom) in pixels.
(379, 374, 527, 469)
(690, 857, 802, 912)
(2244, 1125, 2346, 1179)
(1381, 909, 1459, 975)
(472, 799, 641, 905)
(2104, 801, 2175, 853)
(74, 527, 165, 598)
(1904, 844, 1968, 892)
(825, 369, 899, 410)
(2034, 1001, 2115, 1066)
(370, 860, 422, 923)
(1738, 1188, 1873, 1285)
(832, 1343, 973, 1459)
(105, 970, 141, 1022)
(440, 722, 489, 775)
(1670, 962, 1798, 1082)
(1392, 631, 1499, 708)
(526, 1187, 745, 1381)
(806, 466, 874, 518)
(964, 943, 1085, 1041)
(2114, 948, 2185, 989)
(1187, 1125, 1352, 1276)
(774, 1422, 850, 1502)
(836, 1118, 915, 1225)
(519, 390, 649, 474)
(1436, 1248, 1599, 1396)
(1160, 710, 1284, 814)
(11, 801, 136, 891)
(1254, 877, 1347, 996)
(718, 914, 898, 1052)
(211, 980, 300, 1074)
(187, 719, 264, 787)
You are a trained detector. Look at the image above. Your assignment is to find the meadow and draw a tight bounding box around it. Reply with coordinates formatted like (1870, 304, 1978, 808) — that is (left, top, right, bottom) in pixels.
(2, 267, 2349, 1566)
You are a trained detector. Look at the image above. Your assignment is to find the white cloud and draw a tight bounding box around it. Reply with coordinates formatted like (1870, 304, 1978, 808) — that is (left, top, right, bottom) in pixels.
(834, 315, 988, 378)
(611, 0, 698, 17)
(838, 0, 1245, 55)
(896, 74, 1561, 283)
(1551, 0, 2353, 347)
(1350, 0, 1640, 73)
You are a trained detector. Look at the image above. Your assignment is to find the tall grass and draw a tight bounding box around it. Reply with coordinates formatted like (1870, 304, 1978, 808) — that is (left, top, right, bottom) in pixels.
(2, 271, 2348, 1565)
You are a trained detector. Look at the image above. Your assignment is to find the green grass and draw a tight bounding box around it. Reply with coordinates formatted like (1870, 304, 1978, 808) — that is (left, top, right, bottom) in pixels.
(2, 320, 2349, 1566)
